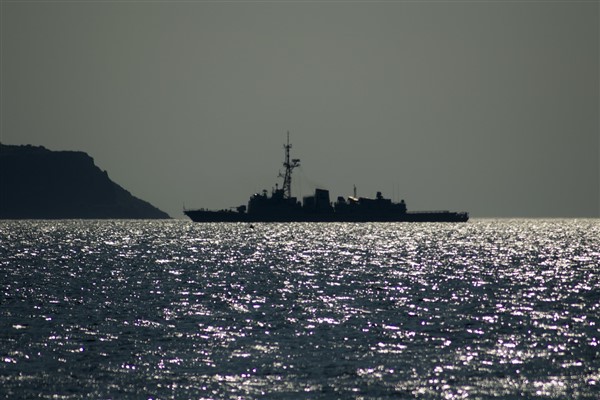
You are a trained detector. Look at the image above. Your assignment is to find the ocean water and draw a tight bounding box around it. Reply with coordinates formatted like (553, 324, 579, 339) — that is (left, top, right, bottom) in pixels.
(1, 219, 599, 399)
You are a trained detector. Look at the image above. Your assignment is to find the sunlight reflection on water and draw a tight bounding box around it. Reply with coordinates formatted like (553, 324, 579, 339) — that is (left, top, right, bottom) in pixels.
(1, 219, 599, 398)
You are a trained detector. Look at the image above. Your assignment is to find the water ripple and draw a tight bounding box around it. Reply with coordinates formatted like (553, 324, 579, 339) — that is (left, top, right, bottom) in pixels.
(1, 219, 598, 398)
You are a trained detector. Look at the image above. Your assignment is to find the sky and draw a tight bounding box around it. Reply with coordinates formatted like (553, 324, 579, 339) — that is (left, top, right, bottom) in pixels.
(1, 0, 598, 219)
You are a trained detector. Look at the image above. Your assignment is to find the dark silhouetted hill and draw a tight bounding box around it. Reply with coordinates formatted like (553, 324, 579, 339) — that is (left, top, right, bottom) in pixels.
(0, 144, 170, 219)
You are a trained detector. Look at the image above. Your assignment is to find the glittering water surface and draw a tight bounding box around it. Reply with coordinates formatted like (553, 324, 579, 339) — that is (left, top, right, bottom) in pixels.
(1, 220, 599, 399)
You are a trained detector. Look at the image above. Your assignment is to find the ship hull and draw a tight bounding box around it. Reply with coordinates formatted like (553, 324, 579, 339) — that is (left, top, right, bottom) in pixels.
(184, 209, 469, 223)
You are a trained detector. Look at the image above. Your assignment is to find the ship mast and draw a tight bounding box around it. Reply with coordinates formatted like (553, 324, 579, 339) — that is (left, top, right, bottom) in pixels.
(279, 131, 300, 199)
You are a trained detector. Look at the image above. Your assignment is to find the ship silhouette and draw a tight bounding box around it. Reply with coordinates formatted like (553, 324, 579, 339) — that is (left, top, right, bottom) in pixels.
(184, 134, 469, 223)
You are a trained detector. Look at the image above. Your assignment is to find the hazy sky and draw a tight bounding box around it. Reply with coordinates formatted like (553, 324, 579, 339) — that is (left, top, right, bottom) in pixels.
(1, 1, 598, 218)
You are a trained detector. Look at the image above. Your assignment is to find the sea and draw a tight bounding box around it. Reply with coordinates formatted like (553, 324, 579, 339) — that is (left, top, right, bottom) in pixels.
(1, 219, 598, 399)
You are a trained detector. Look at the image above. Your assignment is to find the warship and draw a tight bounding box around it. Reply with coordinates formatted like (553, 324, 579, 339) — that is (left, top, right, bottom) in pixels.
(184, 134, 469, 223)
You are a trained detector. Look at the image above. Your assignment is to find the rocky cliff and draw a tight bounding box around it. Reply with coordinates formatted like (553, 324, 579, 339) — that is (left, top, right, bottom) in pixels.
(0, 144, 170, 219)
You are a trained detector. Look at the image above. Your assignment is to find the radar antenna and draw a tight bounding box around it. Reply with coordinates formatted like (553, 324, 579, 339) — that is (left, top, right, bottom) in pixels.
(278, 131, 300, 199)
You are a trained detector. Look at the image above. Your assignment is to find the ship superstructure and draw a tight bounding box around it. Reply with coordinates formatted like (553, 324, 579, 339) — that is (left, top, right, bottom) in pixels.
(184, 134, 469, 223)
